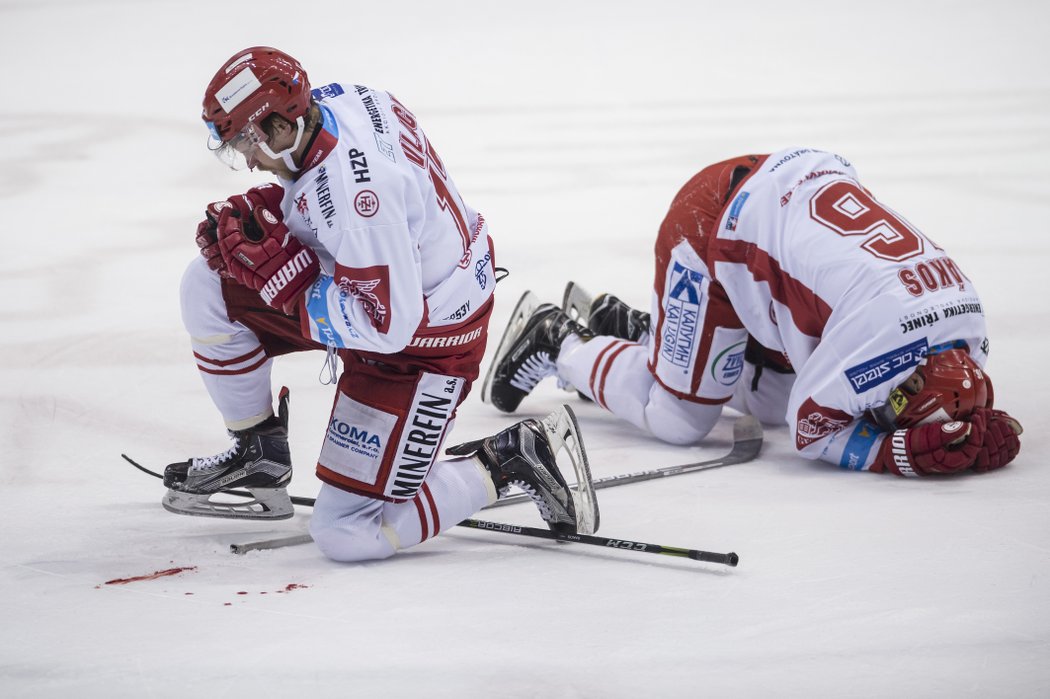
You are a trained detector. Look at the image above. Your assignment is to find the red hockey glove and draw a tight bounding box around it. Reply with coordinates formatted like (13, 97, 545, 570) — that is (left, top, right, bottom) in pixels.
(217, 188, 318, 314)
(871, 411, 987, 476)
(970, 408, 1023, 473)
(196, 200, 234, 275)
(196, 184, 284, 277)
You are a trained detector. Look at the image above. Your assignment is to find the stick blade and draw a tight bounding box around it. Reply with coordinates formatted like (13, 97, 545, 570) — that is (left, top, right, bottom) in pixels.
(728, 415, 763, 462)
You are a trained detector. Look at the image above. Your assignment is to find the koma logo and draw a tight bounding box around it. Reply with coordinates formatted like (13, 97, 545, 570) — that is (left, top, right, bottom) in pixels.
(329, 419, 382, 451)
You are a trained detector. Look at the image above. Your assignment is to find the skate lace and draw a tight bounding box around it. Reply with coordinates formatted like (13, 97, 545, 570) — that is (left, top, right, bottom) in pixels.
(508, 479, 554, 521)
(191, 436, 242, 472)
(510, 352, 556, 392)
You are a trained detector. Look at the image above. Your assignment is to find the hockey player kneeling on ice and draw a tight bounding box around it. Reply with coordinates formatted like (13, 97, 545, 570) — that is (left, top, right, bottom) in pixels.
(482, 148, 1022, 477)
(164, 46, 598, 562)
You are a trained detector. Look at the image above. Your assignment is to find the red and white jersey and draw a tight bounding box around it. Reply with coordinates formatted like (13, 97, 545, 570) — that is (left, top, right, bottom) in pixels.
(707, 148, 987, 466)
(277, 83, 495, 354)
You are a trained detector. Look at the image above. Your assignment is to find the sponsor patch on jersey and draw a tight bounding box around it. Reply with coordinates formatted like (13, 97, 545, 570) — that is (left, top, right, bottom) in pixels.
(312, 83, 345, 100)
(314, 166, 337, 228)
(844, 338, 929, 394)
(474, 249, 492, 290)
(320, 393, 397, 486)
(306, 275, 346, 348)
(374, 133, 396, 162)
(388, 374, 463, 499)
(838, 419, 881, 470)
(710, 341, 746, 386)
(294, 193, 318, 238)
(725, 191, 749, 231)
(660, 261, 705, 368)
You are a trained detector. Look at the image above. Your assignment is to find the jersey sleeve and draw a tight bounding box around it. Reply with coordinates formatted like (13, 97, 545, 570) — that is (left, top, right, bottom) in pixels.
(299, 222, 424, 353)
(294, 154, 426, 354)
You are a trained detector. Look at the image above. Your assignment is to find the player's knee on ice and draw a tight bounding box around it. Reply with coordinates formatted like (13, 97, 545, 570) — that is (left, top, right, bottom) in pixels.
(309, 487, 399, 563)
(644, 388, 722, 445)
(727, 363, 793, 427)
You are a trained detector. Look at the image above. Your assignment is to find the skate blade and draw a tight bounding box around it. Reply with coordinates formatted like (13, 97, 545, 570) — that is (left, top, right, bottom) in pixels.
(561, 281, 594, 324)
(556, 282, 594, 397)
(541, 404, 600, 535)
(162, 487, 295, 521)
(481, 290, 540, 405)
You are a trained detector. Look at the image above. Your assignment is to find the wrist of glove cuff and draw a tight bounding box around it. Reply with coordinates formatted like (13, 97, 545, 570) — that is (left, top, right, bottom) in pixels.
(872, 417, 984, 477)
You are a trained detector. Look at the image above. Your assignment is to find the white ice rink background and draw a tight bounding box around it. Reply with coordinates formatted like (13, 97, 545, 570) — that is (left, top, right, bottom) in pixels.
(1, 1, 1048, 696)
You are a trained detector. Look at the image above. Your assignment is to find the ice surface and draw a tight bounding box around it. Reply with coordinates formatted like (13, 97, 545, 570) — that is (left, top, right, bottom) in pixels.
(2, 1, 1048, 697)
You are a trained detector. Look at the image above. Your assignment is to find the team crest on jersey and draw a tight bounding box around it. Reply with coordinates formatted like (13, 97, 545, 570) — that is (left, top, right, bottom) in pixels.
(336, 263, 391, 334)
(796, 399, 852, 450)
(660, 261, 705, 369)
(354, 189, 379, 217)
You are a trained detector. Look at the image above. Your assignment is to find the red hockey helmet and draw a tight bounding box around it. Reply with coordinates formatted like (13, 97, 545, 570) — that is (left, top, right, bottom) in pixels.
(872, 348, 992, 430)
(201, 47, 312, 168)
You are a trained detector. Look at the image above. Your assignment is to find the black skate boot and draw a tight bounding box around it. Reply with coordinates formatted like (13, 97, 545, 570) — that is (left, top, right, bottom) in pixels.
(562, 281, 650, 341)
(587, 294, 651, 341)
(558, 282, 650, 401)
(447, 405, 599, 535)
(162, 389, 294, 520)
(481, 291, 593, 413)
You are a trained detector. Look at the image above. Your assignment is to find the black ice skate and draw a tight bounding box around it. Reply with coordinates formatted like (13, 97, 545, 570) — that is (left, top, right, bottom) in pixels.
(162, 389, 294, 521)
(563, 281, 651, 341)
(481, 291, 592, 413)
(447, 405, 599, 535)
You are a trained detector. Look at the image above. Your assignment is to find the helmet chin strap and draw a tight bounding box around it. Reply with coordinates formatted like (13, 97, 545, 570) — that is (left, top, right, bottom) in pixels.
(257, 116, 306, 173)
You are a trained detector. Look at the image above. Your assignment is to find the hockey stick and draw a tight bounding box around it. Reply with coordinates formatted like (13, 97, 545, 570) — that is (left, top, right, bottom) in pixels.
(485, 415, 762, 509)
(230, 522, 738, 566)
(123, 455, 740, 566)
(458, 519, 738, 566)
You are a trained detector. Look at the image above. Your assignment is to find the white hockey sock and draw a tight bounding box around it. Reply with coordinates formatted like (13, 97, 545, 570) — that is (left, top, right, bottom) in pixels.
(558, 335, 652, 424)
(559, 335, 721, 444)
(180, 258, 274, 429)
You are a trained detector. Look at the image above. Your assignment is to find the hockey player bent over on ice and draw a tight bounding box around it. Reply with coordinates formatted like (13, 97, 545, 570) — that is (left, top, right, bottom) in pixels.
(483, 148, 1022, 477)
(164, 47, 598, 561)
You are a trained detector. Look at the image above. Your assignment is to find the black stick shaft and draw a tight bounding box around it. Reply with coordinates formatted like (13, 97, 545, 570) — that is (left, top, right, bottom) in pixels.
(458, 519, 738, 566)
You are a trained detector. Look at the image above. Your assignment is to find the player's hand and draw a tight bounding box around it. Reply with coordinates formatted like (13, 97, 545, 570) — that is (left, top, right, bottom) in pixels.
(196, 184, 283, 277)
(196, 200, 234, 275)
(872, 411, 987, 476)
(970, 408, 1023, 473)
(217, 188, 318, 314)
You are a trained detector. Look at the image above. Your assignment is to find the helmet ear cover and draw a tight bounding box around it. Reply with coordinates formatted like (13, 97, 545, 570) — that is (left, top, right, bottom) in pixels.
(870, 348, 991, 431)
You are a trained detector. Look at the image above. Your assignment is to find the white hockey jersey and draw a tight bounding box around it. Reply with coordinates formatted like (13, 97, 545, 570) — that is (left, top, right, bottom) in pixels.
(709, 148, 988, 469)
(277, 83, 495, 354)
